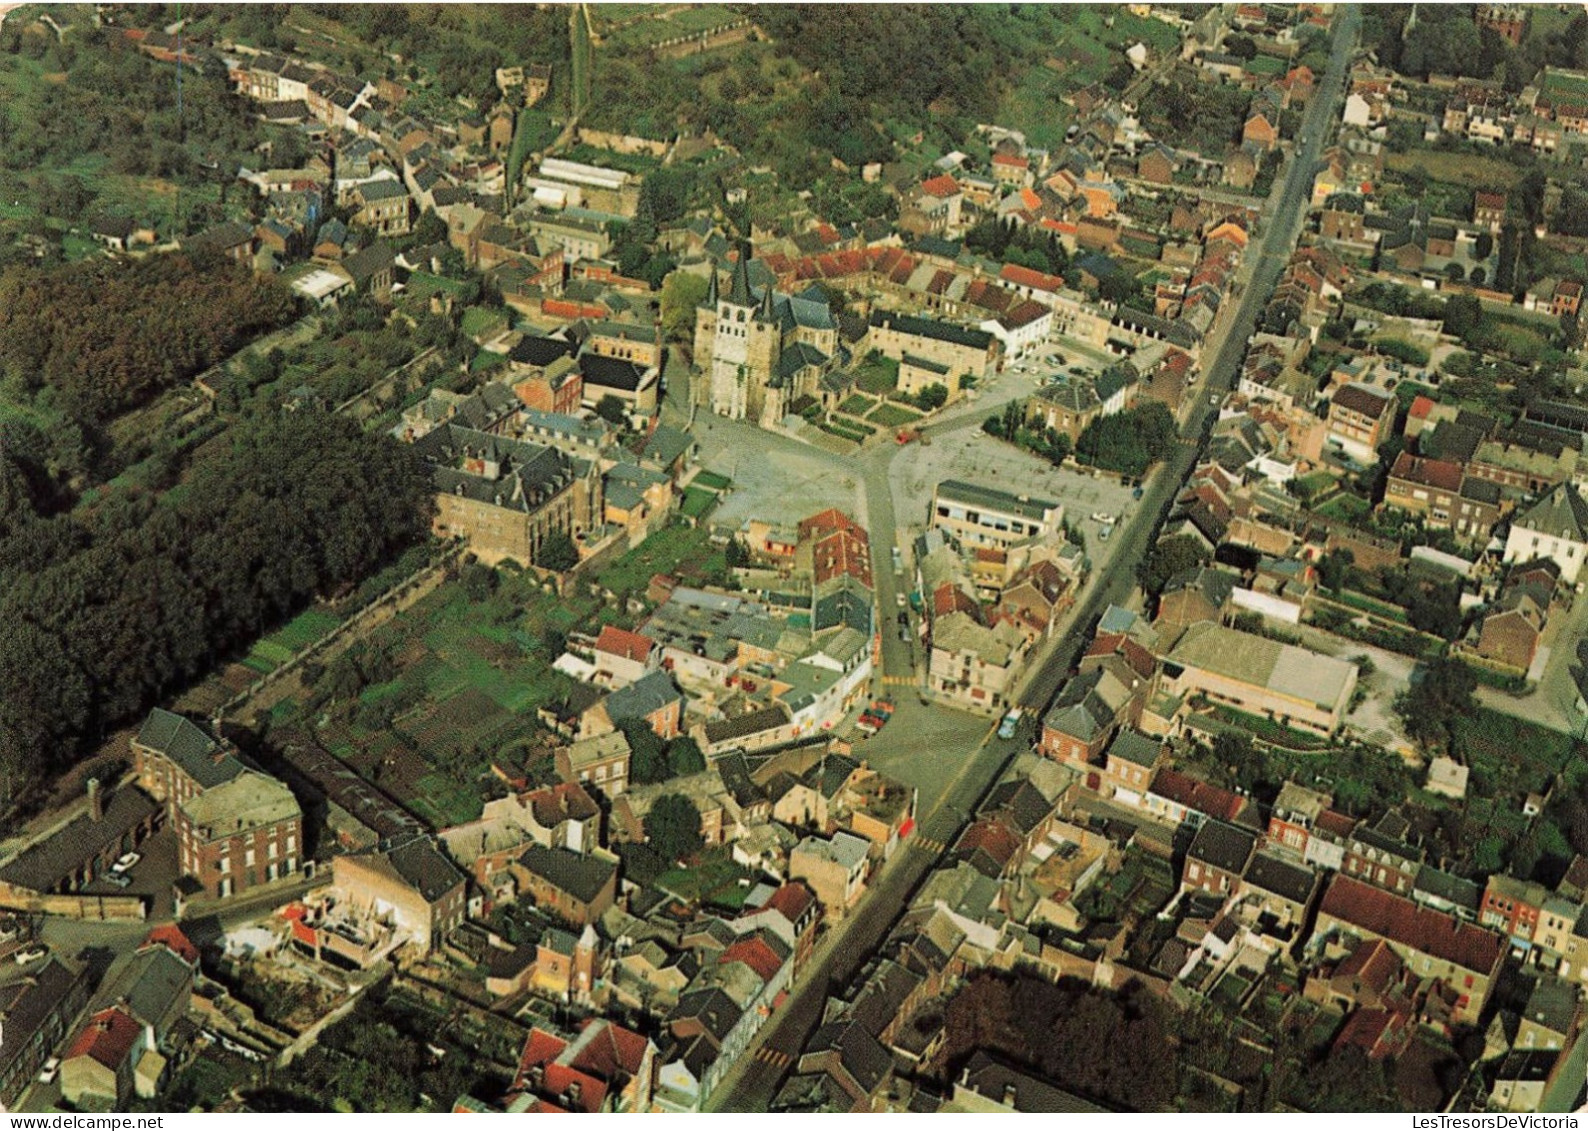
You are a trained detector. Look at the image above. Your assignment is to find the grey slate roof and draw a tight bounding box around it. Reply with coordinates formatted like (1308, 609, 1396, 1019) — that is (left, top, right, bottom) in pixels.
(135, 708, 243, 789)
(604, 669, 682, 723)
(1188, 820, 1256, 874)
(0, 788, 159, 893)
(94, 944, 191, 1032)
(1243, 851, 1317, 906)
(518, 844, 616, 904)
(386, 836, 465, 903)
(1515, 484, 1588, 543)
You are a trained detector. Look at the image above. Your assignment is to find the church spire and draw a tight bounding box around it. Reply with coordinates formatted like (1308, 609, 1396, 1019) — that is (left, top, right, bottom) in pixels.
(727, 240, 754, 306)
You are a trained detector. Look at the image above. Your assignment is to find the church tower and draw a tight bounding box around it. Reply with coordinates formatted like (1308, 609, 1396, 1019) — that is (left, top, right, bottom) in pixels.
(706, 244, 758, 420)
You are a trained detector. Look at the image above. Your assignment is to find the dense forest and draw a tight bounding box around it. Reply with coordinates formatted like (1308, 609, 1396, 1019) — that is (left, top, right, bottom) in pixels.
(0, 254, 297, 423)
(0, 412, 434, 793)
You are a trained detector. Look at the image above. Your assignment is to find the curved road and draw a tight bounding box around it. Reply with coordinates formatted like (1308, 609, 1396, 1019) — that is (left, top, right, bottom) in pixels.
(702, 3, 1361, 1112)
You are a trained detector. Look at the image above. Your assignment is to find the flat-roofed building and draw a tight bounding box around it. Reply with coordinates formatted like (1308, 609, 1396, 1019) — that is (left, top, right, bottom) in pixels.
(930, 480, 1062, 552)
(1160, 621, 1358, 736)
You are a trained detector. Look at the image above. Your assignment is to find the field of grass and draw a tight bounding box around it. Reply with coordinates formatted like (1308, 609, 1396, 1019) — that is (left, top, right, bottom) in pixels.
(1386, 149, 1523, 191)
(596, 520, 726, 603)
(839, 393, 877, 416)
(997, 65, 1077, 150)
(853, 354, 899, 395)
(656, 848, 753, 905)
(692, 470, 732, 492)
(680, 486, 717, 519)
(868, 402, 921, 428)
(1454, 707, 1580, 796)
(1316, 494, 1371, 523)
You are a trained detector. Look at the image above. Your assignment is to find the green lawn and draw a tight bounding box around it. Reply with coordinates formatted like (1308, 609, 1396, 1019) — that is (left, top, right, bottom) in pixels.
(596, 520, 725, 602)
(853, 354, 899, 395)
(839, 393, 877, 416)
(693, 470, 732, 491)
(868, 402, 921, 428)
(1454, 707, 1580, 796)
(1316, 494, 1370, 522)
(680, 486, 717, 519)
(656, 848, 752, 903)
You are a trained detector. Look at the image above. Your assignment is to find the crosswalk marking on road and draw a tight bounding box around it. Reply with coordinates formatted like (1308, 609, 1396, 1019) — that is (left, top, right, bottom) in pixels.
(911, 836, 946, 854)
(754, 1047, 793, 1068)
(881, 676, 915, 687)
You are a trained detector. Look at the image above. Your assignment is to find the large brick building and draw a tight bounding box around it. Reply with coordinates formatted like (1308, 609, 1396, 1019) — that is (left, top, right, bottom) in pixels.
(410, 423, 603, 568)
(332, 836, 467, 952)
(177, 770, 303, 900)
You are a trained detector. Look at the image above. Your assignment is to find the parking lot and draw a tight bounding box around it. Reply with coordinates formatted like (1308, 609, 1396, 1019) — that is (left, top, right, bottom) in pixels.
(79, 825, 179, 919)
(689, 413, 867, 531)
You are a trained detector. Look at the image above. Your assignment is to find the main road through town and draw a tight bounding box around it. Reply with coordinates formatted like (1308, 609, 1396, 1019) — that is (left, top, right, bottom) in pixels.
(701, 4, 1361, 1111)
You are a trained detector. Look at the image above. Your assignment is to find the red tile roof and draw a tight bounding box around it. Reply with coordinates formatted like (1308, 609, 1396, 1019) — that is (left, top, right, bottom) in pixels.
(763, 881, 815, 926)
(798, 507, 864, 541)
(991, 153, 1029, 169)
(1334, 936, 1403, 994)
(953, 818, 1021, 869)
(1408, 394, 1436, 420)
(1390, 451, 1463, 493)
(1149, 769, 1246, 823)
(143, 923, 200, 966)
(920, 174, 961, 198)
(67, 1007, 142, 1070)
(1320, 874, 1504, 975)
(720, 935, 785, 983)
(569, 1019, 651, 1080)
(999, 263, 1065, 294)
(595, 624, 653, 664)
(1315, 808, 1359, 839)
(812, 528, 872, 587)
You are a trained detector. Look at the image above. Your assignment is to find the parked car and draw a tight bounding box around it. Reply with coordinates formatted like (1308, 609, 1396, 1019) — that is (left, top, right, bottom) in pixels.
(105, 873, 133, 889)
(13, 945, 46, 965)
(896, 592, 907, 608)
(1099, 523, 1114, 541)
(37, 1057, 60, 1085)
(997, 707, 1023, 739)
(111, 851, 141, 875)
(856, 714, 882, 735)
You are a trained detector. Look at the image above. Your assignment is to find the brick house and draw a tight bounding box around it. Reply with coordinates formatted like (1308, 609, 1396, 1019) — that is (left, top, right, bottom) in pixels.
(511, 844, 620, 926)
(1474, 591, 1546, 672)
(1326, 383, 1396, 462)
(557, 730, 633, 799)
(1242, 112, 1279, 151)
(176, 770, 303, 900)
(1182, 820, 1257, 897)
(1315, 874, 1504, 1024)
(332, 836, 467, 952)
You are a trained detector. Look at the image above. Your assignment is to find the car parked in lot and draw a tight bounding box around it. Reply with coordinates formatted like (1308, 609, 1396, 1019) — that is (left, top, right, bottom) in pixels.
(105, 872, 132, 889)
(111, 851, 141, 875)
(37, 1057, 60, 1085)
(13, 945, 46, 965)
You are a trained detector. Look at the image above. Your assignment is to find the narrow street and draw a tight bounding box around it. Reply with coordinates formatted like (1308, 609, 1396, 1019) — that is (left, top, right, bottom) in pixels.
(703, 4, 1362, 1111)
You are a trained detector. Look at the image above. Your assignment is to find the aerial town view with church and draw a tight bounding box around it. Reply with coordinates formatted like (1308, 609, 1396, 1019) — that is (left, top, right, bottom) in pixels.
(5, 0, 1588, 1116)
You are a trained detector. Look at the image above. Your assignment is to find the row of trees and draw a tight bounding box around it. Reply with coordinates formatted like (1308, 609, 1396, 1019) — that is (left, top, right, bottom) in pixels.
(0, 412, 433, 791)
(0, 253, 298, 424)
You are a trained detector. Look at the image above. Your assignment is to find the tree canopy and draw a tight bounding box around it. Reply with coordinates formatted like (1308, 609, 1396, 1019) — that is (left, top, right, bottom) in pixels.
(0, 253, 297, 424)
(645, 793, 704, 862)
(0, 411, 433, 793)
